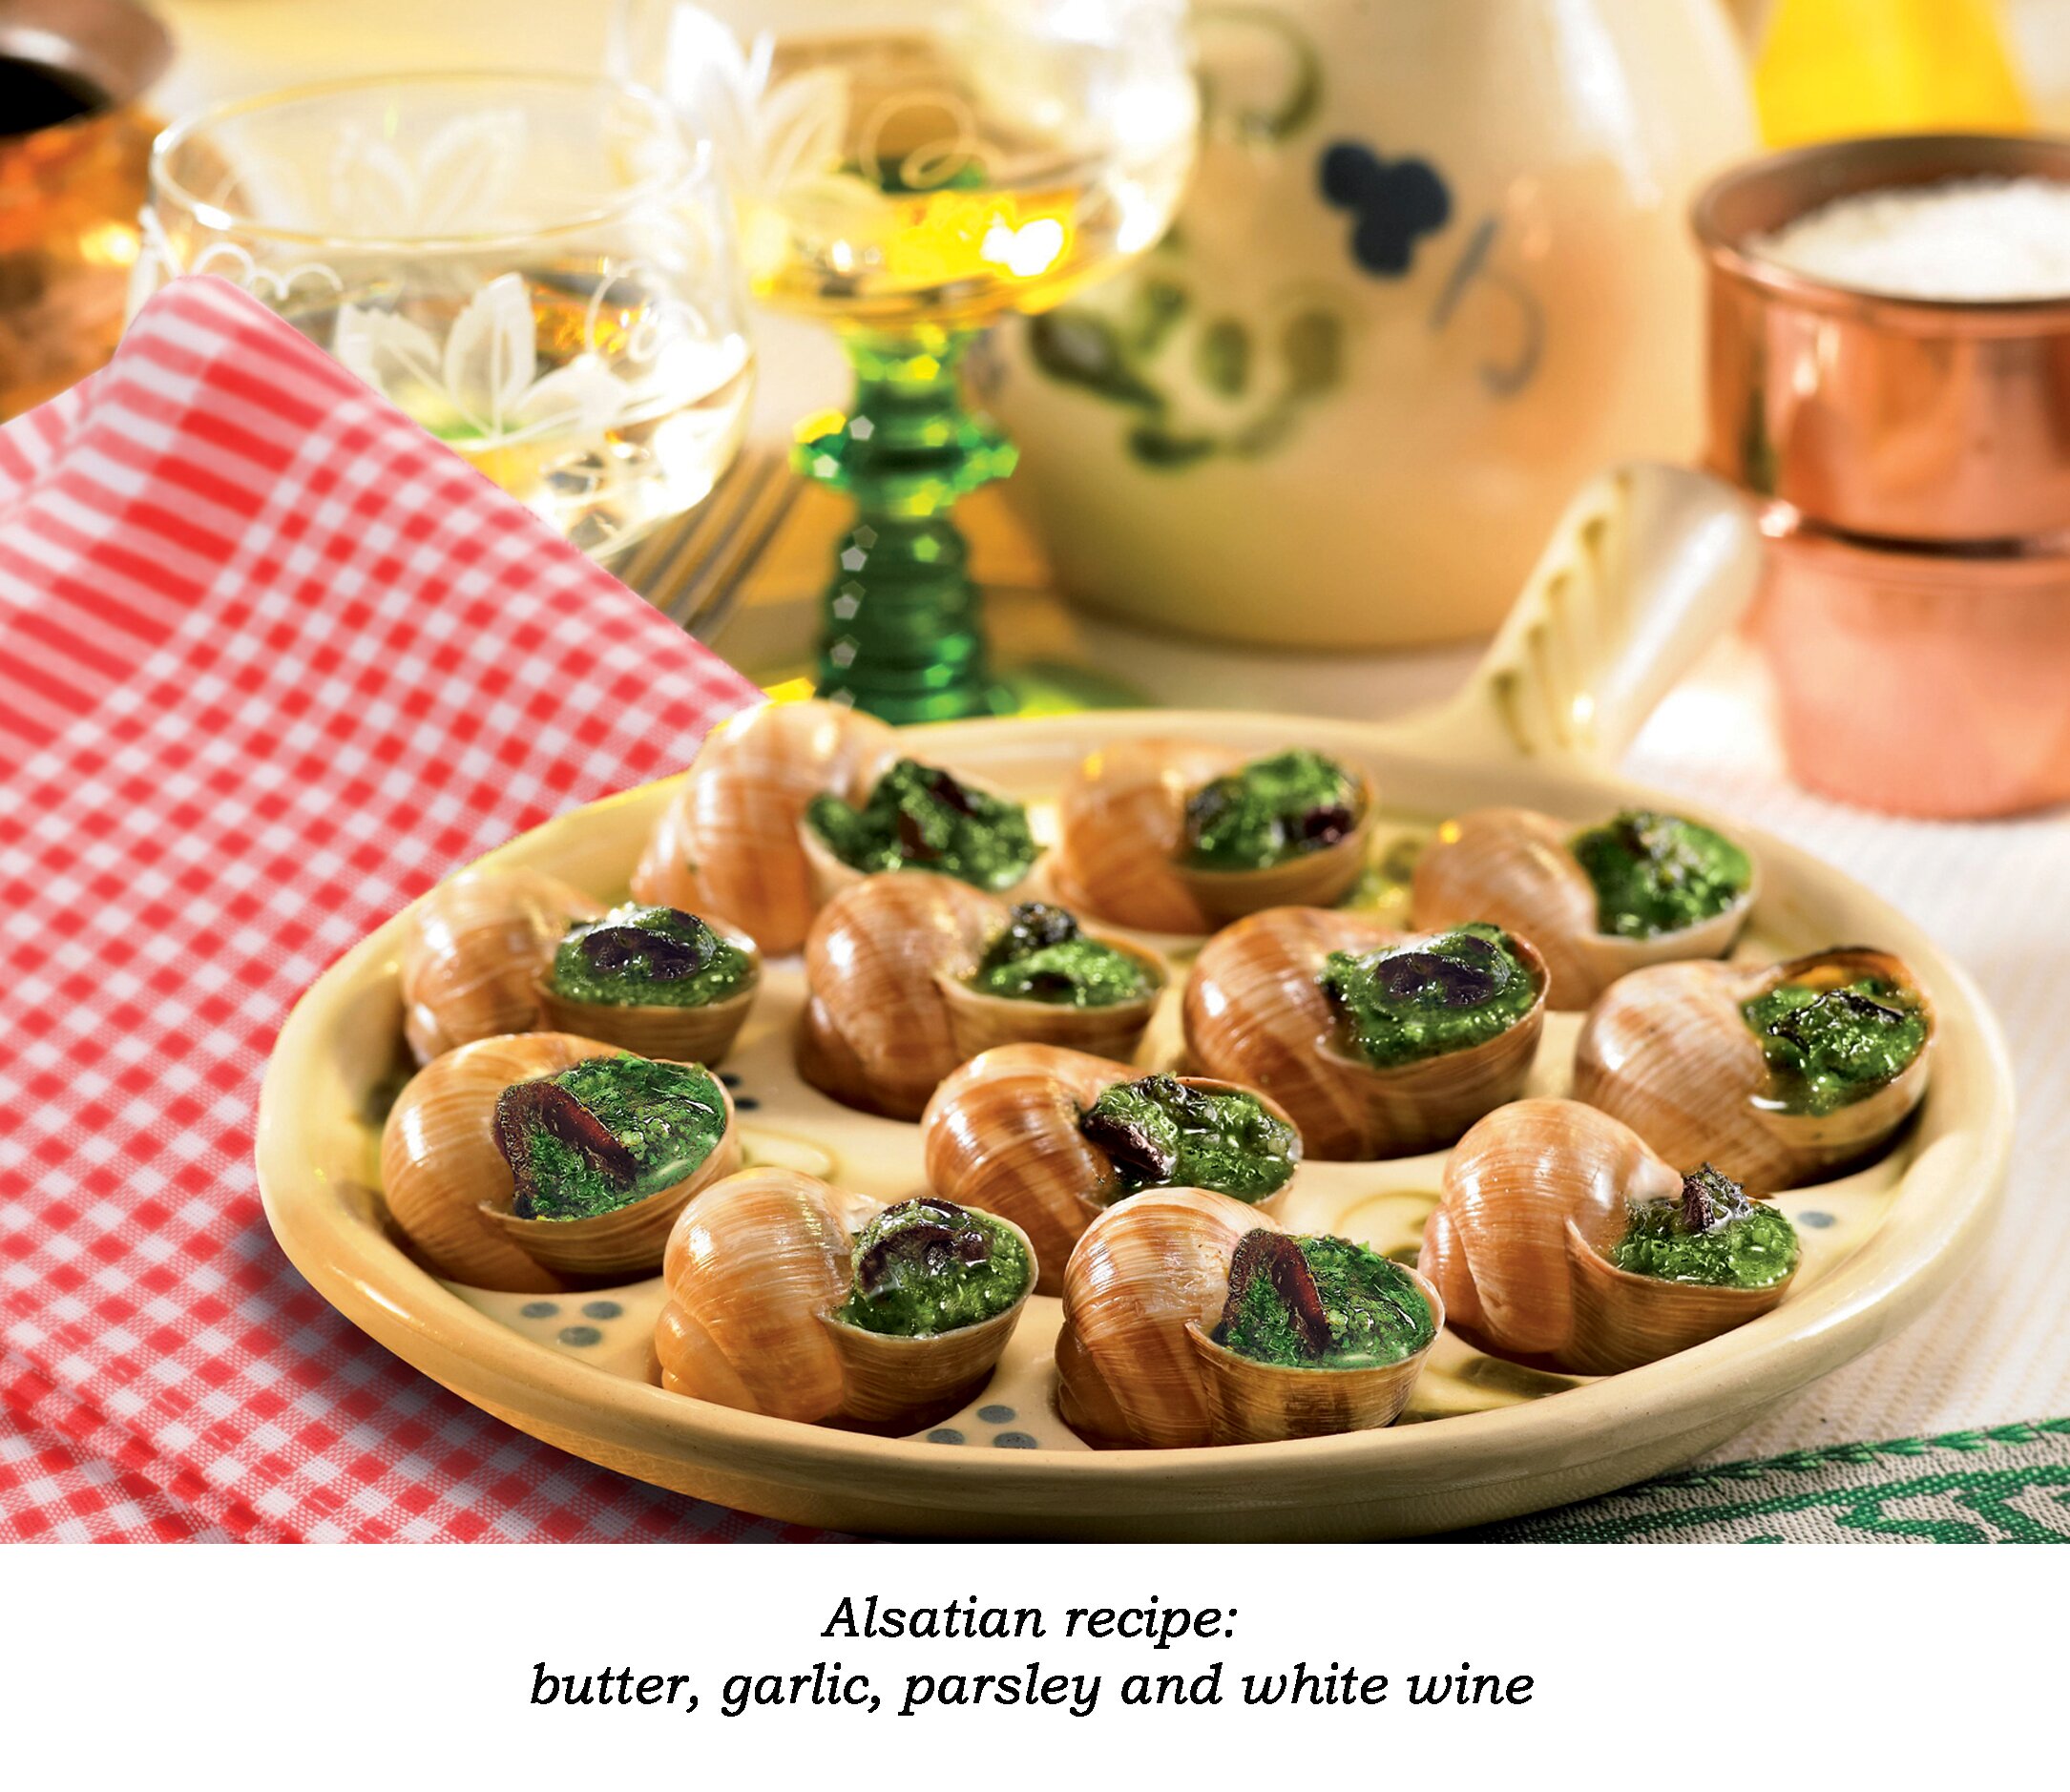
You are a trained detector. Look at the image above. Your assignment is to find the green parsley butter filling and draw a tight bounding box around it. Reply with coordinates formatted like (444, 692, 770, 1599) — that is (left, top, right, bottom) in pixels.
(805, 758, 1037, 891)
(1318, 923, 1537, 1069)
(1181, 748, 1364, 872)
(493, 1054, 728, 1221)
(835, 1198, 1031, 1337)
(1609, 1165, 1799, 1290)
(965, 902, 1153, 1008)
(1214, 1231, 1434, 1369)
(1568, 808, 1752, 940)
(1077, 1073, 1297, 1204)
(1742, 975, 1928, 1116)
(548, 905, 752, 1009)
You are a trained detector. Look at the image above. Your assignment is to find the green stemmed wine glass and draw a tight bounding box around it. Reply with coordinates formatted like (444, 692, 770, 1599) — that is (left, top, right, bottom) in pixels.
(653, 1, 1197, 721)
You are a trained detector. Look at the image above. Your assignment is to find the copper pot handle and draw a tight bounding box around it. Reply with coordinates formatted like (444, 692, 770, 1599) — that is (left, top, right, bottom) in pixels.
(1412, 462, 1762, 767)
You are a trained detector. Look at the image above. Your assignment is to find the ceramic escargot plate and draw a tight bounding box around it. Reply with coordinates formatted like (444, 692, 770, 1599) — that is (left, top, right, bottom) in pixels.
(257, 710, 2013, 1540)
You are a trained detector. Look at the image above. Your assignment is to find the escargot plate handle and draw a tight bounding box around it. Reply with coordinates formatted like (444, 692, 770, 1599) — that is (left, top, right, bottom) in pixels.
(1411, 463, 1762, 767)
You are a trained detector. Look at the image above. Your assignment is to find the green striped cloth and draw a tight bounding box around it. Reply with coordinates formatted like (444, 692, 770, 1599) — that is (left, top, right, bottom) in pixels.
(1462, 1419, 2070, 1542)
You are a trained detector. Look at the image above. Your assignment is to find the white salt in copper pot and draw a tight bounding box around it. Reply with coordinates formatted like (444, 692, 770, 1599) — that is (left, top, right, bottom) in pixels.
(1694, 134, 2070, 818)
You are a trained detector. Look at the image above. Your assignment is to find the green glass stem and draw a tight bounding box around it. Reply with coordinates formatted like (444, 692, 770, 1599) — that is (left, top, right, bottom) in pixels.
(792, 326, 1015, 723)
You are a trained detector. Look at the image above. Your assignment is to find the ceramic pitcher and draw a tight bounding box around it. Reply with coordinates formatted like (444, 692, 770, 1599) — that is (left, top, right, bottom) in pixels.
(984, 0, 1754, 649)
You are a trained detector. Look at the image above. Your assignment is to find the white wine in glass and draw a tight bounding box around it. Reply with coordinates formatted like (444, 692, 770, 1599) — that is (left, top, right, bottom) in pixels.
(629, 1, 1197, 719)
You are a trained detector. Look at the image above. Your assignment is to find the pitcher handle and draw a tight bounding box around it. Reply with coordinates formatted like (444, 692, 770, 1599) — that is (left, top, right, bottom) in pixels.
(1411, 462, 1762, 767)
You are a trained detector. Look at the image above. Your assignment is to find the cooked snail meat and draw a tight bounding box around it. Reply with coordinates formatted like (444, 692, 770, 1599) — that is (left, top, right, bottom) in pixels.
(1571, 809, 1753, 941)
(1214, 1231, 1436, 1369)
(1182, 909, 1546, 1159)
(1181, 748, 1366, 872)
(1053, 740, 1375, 933)
(549, 906, 753, 1009)
(381, 1035, 739, 1287)
(1419, 1098, 1798, 1375)
(1056, 1190, 1441, 1447)
(1411, 805, 1756, 1010)
(533, 904, 760, 1067)
(1319, 924, 1538, 1069)
(835, 1198, 1034, 1339)
(967, 903, 1154, 1009)
(920, 1048, 1296, 1297)
(655, 1170, 1034, 1428)
(496, 1054, 730, 1222)
(1078, 1073, 1298, 1205)
(1570, 946, 1933, 1191)
(1742, 972, 1928, 1116)
(799, 875, 1163, 1119)
(1608, 1164, 1800, 1291)
(806, 758, 1038, 892)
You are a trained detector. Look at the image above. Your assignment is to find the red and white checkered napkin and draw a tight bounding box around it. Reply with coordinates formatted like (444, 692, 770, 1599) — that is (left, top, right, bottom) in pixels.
(0, 277, 826, 1542)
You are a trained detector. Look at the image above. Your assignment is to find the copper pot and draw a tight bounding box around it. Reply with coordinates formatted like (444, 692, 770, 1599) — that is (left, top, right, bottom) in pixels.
(1694, 135, 2070, 817)
(0, 0, 171, 418)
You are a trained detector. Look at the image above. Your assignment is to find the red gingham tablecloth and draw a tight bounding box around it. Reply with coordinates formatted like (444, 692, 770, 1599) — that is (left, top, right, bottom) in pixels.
(0, 277, 827, 1542)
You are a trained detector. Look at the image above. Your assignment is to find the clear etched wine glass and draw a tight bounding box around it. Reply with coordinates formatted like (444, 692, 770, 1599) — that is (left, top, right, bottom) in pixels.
(136, 73, 755, 558)
(619, 0, 1198, 720)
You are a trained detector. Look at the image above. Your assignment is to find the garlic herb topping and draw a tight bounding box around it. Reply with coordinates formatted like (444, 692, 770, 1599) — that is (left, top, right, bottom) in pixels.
(1610, 1165, 1799, 1290)
(494, 1054, 727, 1220)
(806, 759, 1037, 890)
(1078, 1073, 1297, 1204)
(835, 1198, 1031, 1338)
(1215, 1231, 1434, 1369)
(1181, 748, 1363, 872)
(1319, 924, 1537, 1069)
(967, 903, 1152, 1008)
(549, 906, 751, 1008)
(1569, 809, 1751, 940)
(1742, 974, 1928, 1115)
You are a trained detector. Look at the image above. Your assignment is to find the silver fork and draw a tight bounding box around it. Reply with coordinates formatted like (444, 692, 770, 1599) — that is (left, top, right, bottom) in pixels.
(609, 445, 805, 640)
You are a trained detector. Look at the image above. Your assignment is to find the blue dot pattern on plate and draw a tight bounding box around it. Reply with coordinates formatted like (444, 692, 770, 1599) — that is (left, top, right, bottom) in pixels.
(735, 1095, 761, 1110)
(993, 1432, 1037, 1449)
(519, 1301, 559, 1320)
(927, 1428, 965, 1446)
(976, 1404, 1015, 1424)
(1797, 1211, 1836, 1229)
(557, 1324, 603, 1347)
(581, 1300, 623, 1320)
(720, 1073, 741, 1088)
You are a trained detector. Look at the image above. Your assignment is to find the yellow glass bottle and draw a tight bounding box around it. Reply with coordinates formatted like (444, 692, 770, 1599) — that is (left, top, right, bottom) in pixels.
(1754, 0, 2030, 144)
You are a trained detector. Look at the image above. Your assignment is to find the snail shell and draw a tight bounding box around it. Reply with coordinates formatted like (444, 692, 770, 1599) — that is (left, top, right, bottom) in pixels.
(631, 699, 897, 955)
(1572, 947, 1934, 1193)
(1056, 1190, 1441, 1448)
(654, 1168, 1035, 1429)
(1052, 740, 1375, 934)
(1419, 1097, 1794, 1376)
(533, 911, 761, 1067)
(379, 1032, 740, 1289)
(920, 1044, 1298, 1296)
(1182, 907, 1547, 1159)
(399, 869, 603, 1065)
(1411, 807, 1755, 1010)
(798, 873, 1166, 1120)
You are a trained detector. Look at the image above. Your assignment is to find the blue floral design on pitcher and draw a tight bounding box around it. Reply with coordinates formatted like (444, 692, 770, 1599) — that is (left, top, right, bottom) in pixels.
(1318, 141, 1451, 277)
